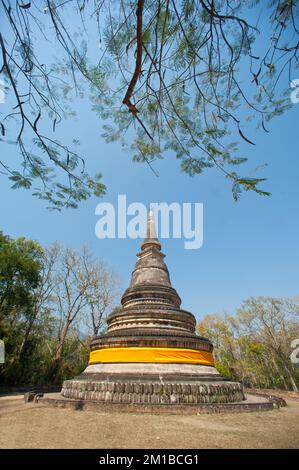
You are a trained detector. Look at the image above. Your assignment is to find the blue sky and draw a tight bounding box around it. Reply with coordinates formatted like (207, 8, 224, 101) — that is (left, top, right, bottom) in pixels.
(0, 5, 298, 321)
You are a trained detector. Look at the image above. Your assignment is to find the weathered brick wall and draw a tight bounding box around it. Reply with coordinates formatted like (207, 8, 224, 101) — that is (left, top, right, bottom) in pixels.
(62, 379, 244, 404)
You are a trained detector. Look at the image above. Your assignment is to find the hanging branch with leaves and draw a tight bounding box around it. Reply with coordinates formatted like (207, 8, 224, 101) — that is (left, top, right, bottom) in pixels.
(0, 0, 298, 206)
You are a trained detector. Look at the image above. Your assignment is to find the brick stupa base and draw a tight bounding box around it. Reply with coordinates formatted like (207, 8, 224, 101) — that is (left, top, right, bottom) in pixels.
(62, 364, 244, 404)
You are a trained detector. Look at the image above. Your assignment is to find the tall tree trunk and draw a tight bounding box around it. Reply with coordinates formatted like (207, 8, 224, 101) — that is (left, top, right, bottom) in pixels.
(19, 310, 38, 358)
(272, 357, 288, 390)
(49, 322, 71, 384)
(54, 322, 70, 362)
(283, 363, 299, 392)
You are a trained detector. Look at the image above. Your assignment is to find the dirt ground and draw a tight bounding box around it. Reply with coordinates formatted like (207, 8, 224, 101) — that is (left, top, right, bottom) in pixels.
(0, 393, 299, 449)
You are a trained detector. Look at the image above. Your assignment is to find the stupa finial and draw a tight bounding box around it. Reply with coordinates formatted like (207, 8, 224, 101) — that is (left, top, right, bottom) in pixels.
(147, 208, 158, 239)
(141, 208, 161, 250)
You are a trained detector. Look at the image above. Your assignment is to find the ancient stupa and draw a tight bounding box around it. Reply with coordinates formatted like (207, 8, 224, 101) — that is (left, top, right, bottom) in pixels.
(62, 211, 244, 405)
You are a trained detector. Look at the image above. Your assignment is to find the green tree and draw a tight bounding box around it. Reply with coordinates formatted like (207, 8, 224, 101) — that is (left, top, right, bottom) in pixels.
(0, 231, 44, 384)
(0, 234, 118, 386)
(197, 313, 240, 380)
(198, 296, 299, 391)
(1, 1, 298, 206)
(0, 232, 43, 315)
(237, 297, 299, 392)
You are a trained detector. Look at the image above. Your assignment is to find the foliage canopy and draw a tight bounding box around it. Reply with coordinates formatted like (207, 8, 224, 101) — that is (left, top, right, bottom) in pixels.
(0, 0, 298, 207)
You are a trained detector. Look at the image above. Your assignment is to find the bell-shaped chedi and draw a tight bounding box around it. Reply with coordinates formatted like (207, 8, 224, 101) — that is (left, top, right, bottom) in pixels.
(62, 211, 244, 405)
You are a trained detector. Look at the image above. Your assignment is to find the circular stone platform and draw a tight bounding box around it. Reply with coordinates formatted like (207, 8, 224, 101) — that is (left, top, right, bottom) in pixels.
(38, 392, 286, 414)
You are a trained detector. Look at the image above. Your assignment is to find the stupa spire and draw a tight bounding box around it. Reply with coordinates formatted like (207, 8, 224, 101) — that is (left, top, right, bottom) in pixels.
(146, 209, 158, 239)
(141, 208, 161, 251)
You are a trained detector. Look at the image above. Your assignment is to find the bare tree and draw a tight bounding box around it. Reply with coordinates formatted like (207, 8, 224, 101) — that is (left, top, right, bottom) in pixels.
(18, 243, 60, 358)
(237, 297, 299, 392)
(79, 247, 119, 336)
(198, 297, 299, 390)
(40, 244, 118, 364)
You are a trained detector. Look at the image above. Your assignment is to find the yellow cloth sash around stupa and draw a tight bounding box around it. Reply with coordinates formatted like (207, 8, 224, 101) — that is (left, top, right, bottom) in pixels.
(89, 347, 214, 365)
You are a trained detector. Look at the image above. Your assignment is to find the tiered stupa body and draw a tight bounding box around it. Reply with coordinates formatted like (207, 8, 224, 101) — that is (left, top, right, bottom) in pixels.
(62, 212, 244, 404)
